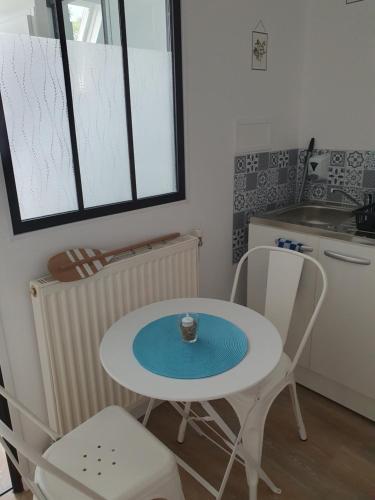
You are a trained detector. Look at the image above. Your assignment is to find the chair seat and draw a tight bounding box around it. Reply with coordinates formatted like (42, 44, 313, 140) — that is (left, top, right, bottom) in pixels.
(226, 352, 291, 420)
(35, 406, 177, 500)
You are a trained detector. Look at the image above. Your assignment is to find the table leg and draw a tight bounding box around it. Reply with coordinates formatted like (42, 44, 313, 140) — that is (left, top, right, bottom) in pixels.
(177, 402, 191, 443)
(169, 402, 204, 437)
(142, 398, 155, 426)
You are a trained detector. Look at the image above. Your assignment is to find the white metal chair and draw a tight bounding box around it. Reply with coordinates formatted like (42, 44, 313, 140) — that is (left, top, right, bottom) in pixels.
(175, 246, 328, 500)
(0, 386, 185, 500)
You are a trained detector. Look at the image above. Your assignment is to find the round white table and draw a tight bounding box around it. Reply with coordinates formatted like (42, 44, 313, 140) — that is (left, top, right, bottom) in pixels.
(100, 298, 283, 403)
(100, 298, 283, 499)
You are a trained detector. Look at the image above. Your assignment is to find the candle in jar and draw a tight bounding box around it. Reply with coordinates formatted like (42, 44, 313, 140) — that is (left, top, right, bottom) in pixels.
(180, 313, 198, 343)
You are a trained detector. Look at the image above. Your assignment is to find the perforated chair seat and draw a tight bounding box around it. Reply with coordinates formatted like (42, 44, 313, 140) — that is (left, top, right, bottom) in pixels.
(35, 406, 183, 500)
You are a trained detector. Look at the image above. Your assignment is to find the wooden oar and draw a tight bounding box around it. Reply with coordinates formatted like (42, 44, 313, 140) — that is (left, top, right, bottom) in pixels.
(48, 233, 180, 283)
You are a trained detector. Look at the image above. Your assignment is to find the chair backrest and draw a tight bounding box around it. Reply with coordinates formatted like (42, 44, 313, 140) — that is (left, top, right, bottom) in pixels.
(231, 246, 327, 373)
(0, 385, 105, 500)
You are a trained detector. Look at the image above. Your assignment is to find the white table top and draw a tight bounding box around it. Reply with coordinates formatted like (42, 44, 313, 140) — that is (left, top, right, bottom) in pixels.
(100, 298, 283, 402)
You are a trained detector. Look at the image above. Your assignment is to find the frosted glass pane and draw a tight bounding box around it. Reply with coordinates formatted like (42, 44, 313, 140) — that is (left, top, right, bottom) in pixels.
(0, 33, 78, 220)
(67, 41, 133, 208)
(125, 0, 177, 199)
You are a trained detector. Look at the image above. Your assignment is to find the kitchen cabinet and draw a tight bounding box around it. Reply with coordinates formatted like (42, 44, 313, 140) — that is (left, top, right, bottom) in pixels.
(247, 221, 375, 420)
(311, 238, 375, 400)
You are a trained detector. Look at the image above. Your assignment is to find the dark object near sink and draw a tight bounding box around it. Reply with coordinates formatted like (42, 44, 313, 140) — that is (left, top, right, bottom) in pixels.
(354, 202, 375, 232)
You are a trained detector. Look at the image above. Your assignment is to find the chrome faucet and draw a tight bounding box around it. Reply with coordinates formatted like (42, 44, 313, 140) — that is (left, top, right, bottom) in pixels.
(330, 188, 368, 207)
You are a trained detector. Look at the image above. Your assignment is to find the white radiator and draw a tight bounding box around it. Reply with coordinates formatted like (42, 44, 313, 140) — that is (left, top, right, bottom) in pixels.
(30, 235, 199, 435)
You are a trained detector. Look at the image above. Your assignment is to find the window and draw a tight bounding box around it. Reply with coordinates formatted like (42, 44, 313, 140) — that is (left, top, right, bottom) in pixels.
(0, 0, 184, 234)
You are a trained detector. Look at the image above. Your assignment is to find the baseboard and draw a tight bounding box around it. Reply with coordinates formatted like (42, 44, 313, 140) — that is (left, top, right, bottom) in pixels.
(295, 366, 375, 421)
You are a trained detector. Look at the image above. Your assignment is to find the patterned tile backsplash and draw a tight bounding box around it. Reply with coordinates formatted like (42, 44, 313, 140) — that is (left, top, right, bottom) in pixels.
(233, 149, 298, 263)
(233, 148, 375, 263)
(298, 149, 375, 205)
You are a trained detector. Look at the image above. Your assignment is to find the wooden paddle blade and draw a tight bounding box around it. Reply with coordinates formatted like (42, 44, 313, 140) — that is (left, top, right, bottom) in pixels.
(48, 248, 110, 282)
(48, 233, 181, 282)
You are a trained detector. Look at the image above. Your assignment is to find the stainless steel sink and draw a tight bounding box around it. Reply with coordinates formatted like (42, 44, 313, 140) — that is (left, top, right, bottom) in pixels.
(272, 205, 354, 228)
(252, 203, 375, 247)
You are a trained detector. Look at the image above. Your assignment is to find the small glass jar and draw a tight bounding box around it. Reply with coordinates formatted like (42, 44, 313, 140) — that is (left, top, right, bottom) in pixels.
(179, 313, 198, 343)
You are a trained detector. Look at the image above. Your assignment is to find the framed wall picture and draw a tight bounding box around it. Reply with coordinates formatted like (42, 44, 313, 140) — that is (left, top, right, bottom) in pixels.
(252, 31, 268, 71)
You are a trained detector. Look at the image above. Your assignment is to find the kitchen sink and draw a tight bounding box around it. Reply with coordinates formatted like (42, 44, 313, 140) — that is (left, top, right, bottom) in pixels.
(275, 205, 354, 227)
(268, 204, 355, 229)
(253, 202, 375, 249)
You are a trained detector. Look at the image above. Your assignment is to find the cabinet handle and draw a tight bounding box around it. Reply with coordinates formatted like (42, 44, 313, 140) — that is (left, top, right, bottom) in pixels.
(324, 250, 371, 265)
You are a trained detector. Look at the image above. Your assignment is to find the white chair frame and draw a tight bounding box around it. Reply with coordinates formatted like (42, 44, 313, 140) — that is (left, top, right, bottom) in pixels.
(0, 385, 185, 500)
(144, 246, 327, 500)
(0, 385, 106, 500)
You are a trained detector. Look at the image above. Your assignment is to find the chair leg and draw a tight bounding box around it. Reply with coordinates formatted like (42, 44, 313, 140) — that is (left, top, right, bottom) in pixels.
(236, 402, 281, 498)
(289, 381, 307, 441)
(177, 402, 191, 444)
(142, 398, 155, 426)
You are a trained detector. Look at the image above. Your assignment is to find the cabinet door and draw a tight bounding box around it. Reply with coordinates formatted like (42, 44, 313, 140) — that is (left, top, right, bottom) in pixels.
(311, 238, 375, 399)
(247, 224, 319, 368)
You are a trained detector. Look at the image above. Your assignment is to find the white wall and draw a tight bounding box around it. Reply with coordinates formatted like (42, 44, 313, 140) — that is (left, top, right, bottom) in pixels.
(299, 0, 375, 150)
(0, 0, 306, 449)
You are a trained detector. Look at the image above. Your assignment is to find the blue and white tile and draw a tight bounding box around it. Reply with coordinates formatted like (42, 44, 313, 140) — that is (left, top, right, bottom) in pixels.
(235, 156, 246, 174)
(268, 167, 279, 186)
(345, 167, 364, 188)
(245, 189, 258, 210)
(278, 151, 289, 169)
(288, 149, 298, 167)
(330, 151, 346, 168)
(287, 182, 296, 203)
(363, 170, 375, 189)
(328, 166, 345, 186)
(287, 165, 297, 184)
(299, 150, 307, 165)
(234, 173, 246, 191)
(309, 183, 327, 201)
(267, 186, 278, 205)
(277, 184, 289, 206)
(232, 227, 247, 250)
(278, 167, 288, 185)
(246, 153, 259, 173)
(255, 188, 269, 214)
(234, 192, 247, 213)
(258, 152, 270, 170)
(246, 173, 258, 191)
(257, 170, 270, 189)
(365, 151, 375, 170)
(270, 152, 279, 168)
(346, 151, 365, 169)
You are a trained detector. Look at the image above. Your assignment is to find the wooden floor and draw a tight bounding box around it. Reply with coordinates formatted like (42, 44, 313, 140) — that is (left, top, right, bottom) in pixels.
(4, 386, 375, 499)
(0, 443, 12, 495)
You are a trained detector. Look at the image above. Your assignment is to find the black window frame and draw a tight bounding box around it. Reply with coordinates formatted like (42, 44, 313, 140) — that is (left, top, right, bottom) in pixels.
(0, 0, 185, 235)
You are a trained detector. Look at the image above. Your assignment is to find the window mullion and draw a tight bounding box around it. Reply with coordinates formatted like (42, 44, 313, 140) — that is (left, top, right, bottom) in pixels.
(117, 0, 138, 202)
(55, 0, 85, 212)
(170, 0, 186, 198)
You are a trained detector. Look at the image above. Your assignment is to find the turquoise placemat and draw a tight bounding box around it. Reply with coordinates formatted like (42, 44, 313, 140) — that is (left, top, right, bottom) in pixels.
(133, 313, 248, 379)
